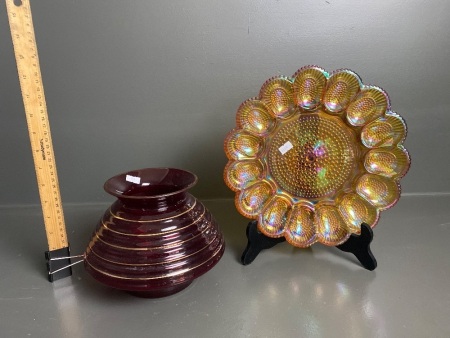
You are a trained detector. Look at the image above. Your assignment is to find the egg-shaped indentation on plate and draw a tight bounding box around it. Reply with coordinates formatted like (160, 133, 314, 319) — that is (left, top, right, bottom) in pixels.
(364, 147, 410, 179)
(285, 203, 317, 247)
(346, 87, 388, 126)
(258, 196, 291, 237)
(337, 193, 379, 233)
(323, 70, 361, 114)
(224, 129, 263, 160)
(236, 181, 273, 218)
(224, 160, 264, 192)
(356, 174, 400, 210)
(315, 204, 350, 246)
(259, 77, 295, 118)
(361, 112, 407, 148)
(293, 66, 328, 111)
(236, 99, 275, 136)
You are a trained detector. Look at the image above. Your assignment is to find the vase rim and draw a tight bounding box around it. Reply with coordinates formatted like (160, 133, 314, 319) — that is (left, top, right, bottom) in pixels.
(104, 167, 198, 199)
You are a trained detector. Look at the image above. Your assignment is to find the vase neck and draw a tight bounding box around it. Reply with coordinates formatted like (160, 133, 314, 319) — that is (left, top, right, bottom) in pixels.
(117, 191, 191, 213)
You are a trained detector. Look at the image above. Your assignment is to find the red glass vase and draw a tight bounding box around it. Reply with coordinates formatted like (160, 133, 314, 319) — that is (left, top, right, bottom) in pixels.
(84, 168, 225, 298)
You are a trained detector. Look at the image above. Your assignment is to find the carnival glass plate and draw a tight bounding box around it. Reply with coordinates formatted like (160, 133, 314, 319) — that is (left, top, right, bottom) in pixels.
(224, 66, 410, 247)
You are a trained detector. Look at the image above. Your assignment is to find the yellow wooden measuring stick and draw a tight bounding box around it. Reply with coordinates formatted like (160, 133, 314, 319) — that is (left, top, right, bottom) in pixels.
(6, 0, 72, 280)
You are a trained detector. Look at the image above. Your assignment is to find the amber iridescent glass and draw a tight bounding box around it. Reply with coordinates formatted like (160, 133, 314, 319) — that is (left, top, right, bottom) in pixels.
(224, 66, 410, 247)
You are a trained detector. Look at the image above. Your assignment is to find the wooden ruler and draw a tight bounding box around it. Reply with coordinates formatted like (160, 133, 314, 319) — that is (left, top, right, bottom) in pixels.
(6, 0, 69, 252)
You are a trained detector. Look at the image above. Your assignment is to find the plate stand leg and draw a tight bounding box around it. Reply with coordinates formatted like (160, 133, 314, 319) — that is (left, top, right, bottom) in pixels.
(241, 221, 286, 265)
(336, 223, 377, 271)
(241, 221, 377, 270)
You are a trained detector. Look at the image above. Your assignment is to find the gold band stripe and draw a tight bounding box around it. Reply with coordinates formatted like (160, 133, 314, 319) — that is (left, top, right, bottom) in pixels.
(87, 233, 220, 266)
(84, 243, 224, 280)
(108, 200, 198, 223)
(101, 208, 207, 237)
(88, 220, 215, 251)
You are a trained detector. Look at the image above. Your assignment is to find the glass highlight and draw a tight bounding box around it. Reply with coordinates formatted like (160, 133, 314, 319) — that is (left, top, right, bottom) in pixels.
(224, 65, 410, 247)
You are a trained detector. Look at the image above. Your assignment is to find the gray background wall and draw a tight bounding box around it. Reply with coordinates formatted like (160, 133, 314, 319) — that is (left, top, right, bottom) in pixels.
(1, 0, 449, 206)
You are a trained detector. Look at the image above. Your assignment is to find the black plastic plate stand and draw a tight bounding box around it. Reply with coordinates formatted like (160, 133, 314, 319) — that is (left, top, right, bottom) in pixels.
(336, 223, 377, 270)
(241, 221, 377, 270)
(241, 221, 285, 265)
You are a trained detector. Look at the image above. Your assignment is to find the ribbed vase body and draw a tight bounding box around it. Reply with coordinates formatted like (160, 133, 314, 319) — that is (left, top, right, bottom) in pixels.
(84, 168, 225, 297)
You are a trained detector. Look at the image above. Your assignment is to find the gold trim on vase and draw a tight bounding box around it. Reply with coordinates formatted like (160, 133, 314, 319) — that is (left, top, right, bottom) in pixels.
(87, 234, 221, 266)
(84, 242, 224, 281)
(109, 200, 198, 223)
(88, 221, 216, 251)
(101, 208, 207, 237)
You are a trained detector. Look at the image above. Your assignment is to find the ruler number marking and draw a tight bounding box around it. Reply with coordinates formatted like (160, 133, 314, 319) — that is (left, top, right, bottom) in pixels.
(6, 0, 68, 250)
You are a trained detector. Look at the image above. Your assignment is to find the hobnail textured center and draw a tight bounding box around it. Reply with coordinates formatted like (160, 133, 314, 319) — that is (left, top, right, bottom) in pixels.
(268, 111, 359, 199)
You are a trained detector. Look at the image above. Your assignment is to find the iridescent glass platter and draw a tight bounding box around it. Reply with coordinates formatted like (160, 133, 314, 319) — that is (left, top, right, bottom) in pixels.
(224, 66, 410, 247)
